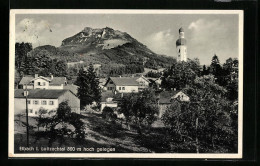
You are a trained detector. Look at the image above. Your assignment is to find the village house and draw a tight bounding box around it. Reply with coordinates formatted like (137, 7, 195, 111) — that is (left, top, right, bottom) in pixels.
(99, 78, 107, 90)
(100, 91, 118, 112)
(67, 60, 84, 68)
(171, 91, 190, 102)
(19, 74, 67, 90)
(103, 76, 150, 93)
(147, 77, 163, 89)
(14, 89, 80, 117)
(157, 90, 190, 118)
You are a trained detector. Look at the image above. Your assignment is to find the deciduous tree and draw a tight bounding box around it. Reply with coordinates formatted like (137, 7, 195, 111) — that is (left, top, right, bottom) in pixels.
(162, 75, 236, 153)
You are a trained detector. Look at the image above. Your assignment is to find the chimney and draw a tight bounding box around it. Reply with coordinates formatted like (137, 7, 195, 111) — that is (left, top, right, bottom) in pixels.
(119, 76, 121, 78)
(35, 74, 38, 78)
(51, 74, 53, 80)
(121, 93, 124, 98)
(24, 91, 29, 97)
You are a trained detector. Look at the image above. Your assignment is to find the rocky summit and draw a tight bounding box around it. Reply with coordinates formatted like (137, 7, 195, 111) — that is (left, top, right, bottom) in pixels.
(60, 27, 138, 51)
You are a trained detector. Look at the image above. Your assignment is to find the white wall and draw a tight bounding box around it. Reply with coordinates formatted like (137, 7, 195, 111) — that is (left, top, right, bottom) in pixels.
(174, 92, 190, 102)
(33, 78, 50, 89)
(14, 98, 26, 115)
(100, 102, 118, 112)
(176, 45, 187, 62)
(22, 85, 34, 89)
(15, 98, 59, 117)
(48, 84, 64, 89)
(106, 81, 116, 91)
(136, 77, 149, 86)
(116, 85, 138, 93)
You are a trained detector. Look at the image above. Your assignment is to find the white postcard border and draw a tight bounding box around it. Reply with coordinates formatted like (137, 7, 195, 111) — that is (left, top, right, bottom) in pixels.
(9, 9, 244, 158)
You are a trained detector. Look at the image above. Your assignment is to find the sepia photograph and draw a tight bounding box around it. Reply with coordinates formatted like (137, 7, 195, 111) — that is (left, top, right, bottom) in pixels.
(9, 10, 243, 158)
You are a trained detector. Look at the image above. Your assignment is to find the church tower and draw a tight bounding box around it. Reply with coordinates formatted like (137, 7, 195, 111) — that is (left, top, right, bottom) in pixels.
(176, 27, 187, 62)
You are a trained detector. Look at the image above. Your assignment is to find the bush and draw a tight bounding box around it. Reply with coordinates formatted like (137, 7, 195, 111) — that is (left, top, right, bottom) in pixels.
(102, 107, 116, 122)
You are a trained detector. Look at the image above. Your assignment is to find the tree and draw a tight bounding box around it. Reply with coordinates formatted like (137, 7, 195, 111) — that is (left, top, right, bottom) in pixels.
(102, 106, 117, 122)
(15, 42, 32, 70)
(21, 53, 68, 77)
(35, 101, 85, 146)
(119, 89, 159, 133)
(162, 75, 237, 153)
(201, 65, 209, 76)
(75, 64, 101, 109)
(161, 59, 200, 90)
(36, 108, 48, 131)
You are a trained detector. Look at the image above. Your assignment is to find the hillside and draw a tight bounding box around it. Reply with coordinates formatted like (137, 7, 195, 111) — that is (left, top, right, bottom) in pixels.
(28, 27, 176, 75)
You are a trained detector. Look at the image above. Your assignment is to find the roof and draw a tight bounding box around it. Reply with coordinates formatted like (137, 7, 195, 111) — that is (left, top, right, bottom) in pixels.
(176, 38, 187, 46)
(171, 91, 189, 99)
(19, 76, 66, 85)
(15, 89, 70, 99)
(157, 91, 179, 104)
(63, 84, 78, 95)
(108, 77, 140, 86)
(101, 91, 133, 102)
(134, 76, 150, 83)
(101, 91, 115, 102)
(179, 27, 184, 33)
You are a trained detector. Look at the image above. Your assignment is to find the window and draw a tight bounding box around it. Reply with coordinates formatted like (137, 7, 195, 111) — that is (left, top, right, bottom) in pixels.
(35, 111, 38, 115)
(29, 109, 33, 113)
(38, 82, 40, 86)
(27, 100, 31, 104)
(119, 87, 121, 90)
(122, 87, 125, 90)
(34, 100, 39, 105)
(49, 101, 54, 105)
(42, 100, 47, 105)
(179, 49, 180, 53)
(43, 82, 46, 86)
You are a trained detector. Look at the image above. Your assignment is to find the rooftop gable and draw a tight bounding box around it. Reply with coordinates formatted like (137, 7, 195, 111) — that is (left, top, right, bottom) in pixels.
(31, 76, 51, 82)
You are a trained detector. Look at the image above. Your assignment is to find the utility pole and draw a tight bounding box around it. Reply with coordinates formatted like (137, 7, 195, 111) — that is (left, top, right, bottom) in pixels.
(195, 117, 199, 153)
(25, 84, 29, 147)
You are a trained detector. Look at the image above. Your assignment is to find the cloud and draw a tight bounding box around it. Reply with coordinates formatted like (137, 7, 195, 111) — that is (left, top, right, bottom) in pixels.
(143, 29, 175, 56)
(187, 19, 237, 64)
(16, 18, 62, 47)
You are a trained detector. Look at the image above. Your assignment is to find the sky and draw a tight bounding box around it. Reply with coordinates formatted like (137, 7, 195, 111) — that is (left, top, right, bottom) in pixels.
(15, 13, 239, 65)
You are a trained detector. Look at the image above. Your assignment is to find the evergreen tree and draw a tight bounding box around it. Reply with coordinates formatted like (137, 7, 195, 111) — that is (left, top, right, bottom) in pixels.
(75, 64, 101, 109)
(201, 65, 209, 76)
(210, 54, 221, 76)
(15, 42, 32, 70)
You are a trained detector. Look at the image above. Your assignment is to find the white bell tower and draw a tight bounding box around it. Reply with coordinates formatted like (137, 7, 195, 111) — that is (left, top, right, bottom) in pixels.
(176, 27, 187, 62)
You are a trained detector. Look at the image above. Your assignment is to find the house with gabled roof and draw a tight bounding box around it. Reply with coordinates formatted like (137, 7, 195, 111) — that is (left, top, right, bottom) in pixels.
(156, 90, 189, 118)
(103, 76, 150, 93)
(19, 74, 67, 90)
(14, 89, 80, 117)
(104, 77, 139, 93)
